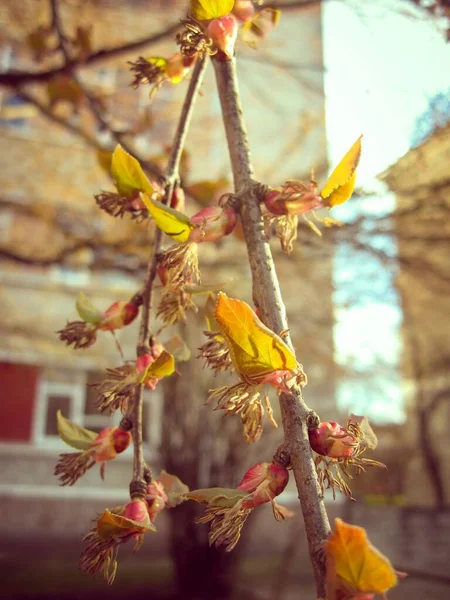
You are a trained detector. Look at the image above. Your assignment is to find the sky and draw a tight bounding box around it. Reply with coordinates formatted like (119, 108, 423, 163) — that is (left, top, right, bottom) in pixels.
(322, 0, 450, 423)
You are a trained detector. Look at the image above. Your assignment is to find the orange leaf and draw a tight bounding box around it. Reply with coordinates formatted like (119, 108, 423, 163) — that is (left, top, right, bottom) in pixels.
(326, 518, 398, 598)
(320, 136, 362, 207)
(214, 293, 297, 384)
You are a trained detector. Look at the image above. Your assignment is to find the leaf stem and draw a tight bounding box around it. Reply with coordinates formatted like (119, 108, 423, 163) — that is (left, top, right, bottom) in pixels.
(212, 56, 330, 596)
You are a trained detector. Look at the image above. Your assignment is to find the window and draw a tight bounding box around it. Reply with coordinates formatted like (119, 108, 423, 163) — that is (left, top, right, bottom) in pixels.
(32, 368, 162, 451)
(33, 369, 119, 448)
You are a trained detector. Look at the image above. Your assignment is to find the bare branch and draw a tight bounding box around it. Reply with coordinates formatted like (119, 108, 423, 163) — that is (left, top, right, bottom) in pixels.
(212, 56, 330, 597)
(0, 23, 181, 86)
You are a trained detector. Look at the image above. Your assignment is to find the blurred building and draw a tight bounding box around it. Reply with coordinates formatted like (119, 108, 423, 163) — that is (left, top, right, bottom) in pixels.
(0, 0, 335, 542)
(381, 122, 450, 507)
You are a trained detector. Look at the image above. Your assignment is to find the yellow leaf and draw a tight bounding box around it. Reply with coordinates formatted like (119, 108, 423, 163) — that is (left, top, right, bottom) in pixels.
(111, 145, 154, 197)
(241, 9, 281, 48)
(326, 518, 398, 598)
(148, 56, 168, 70)
(320, 135, 362, 207)
(140, 193, 194, 242)
(214, 293, 297, 384)
(190, 0, 235, 21)
(140, 350, 175, 383)
(57, 410, 97, 451)
(97, 509, 155, 540)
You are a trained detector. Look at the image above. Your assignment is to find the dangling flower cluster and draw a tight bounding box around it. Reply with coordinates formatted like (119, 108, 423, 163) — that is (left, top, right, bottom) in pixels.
(128, 53, 197, 98)
(185, 461, 292, 552)
(198, 330, 233, 374)
(55, 418, 132, 486)
(92, 345, 175, 414)
(263, 136, 363, 254)
(79, 499, 155, 584)
(209, 383, 278, 444)
(309, 415, 386, 500)
(57, 292, 142, 350)
(141, 190, 238, 325)
(79, 471, 188, 583)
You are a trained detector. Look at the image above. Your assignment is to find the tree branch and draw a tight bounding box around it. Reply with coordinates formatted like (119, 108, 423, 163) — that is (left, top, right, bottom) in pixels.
(130, 56, 207, 489)
(0, 23, 181, 87)
(213, 56, 330, 597)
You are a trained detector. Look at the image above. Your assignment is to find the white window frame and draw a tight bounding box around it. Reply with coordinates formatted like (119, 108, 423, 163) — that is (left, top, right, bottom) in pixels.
(32, 372, 120, 449)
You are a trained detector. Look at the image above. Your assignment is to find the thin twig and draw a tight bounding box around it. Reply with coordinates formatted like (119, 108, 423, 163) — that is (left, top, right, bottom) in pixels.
(129, 56, 207, 487)
(212, 57, 330, 597)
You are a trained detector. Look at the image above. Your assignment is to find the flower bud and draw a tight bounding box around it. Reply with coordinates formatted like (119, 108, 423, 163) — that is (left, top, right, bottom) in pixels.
(264, 182, 323, 217)
(233, 0, 255, 22)
(207, 15, 238, 59)
(238, 462, 289, 508)
(136, 345, 164, 390)
(166, 52, 192, 83)
(189, 206, 238, 243)
(91, 426, 131, 462)
(124, 499, 152, 530)
(99, 300, 139, 331)
(309, 421, 356, 459)
(146, 481, 168, 522)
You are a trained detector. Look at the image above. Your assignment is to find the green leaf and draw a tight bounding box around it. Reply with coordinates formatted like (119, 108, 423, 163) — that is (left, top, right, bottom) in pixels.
(75, 292, 103, 324)
(57, 410, 98, 450)
(140, 350, 175, 383)
(184, 487, 248, 508)
(190, 0, 235, 21)
(140, 193, 195, 242)
(163, 336, 191, 362)
(111, 145, 154, 197)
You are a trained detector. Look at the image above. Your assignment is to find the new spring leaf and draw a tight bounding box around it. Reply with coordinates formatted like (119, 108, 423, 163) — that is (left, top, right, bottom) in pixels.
(320, 135, 362, 207)
(140, 193, 195, 242)
(111, 145, 154, 196)
(190, 0, 235, 21)
(57, 410, 98, 451)
(214, 293, 297, 384)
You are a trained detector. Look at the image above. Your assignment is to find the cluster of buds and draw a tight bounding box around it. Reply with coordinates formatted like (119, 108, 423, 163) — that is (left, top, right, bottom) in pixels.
(57, 293, 141, 350)
(128, 53, 197, 98)
(154, 202, 237, 325)
(92, 344, 175, 413)
(177, 1, 280, 61)
(55, 425, 132, 486)
(79, 471, 188, 583)
(188, 205, 238, 243)
(185, 461, 292, 552)
(263, 136, 363, 253)
(95, 181, 164, 222)
(308, 416, 386, 500)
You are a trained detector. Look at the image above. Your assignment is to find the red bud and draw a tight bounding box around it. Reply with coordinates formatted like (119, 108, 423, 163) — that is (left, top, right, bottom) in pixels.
(189, 206, 237, 243)
(207, 15, 238, 59)
(309, 421, 356, 459)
